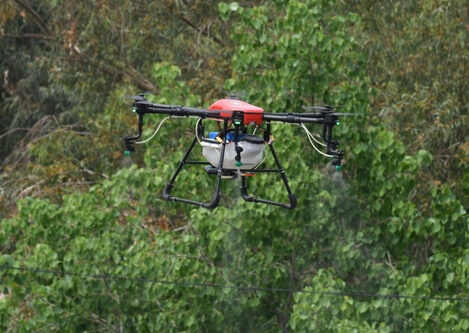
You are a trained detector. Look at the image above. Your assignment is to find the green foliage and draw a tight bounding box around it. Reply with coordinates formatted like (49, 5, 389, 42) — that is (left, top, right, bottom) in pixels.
(1, 0, 468, 331)
(0, 0, 234, 217)
(225, 0, 368, 111)
(345, 0, 469, 206)
(0, 164, 345, 331)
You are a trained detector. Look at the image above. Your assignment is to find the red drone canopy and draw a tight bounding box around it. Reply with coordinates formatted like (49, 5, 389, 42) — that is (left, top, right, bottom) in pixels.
(208, 99, 264, 125)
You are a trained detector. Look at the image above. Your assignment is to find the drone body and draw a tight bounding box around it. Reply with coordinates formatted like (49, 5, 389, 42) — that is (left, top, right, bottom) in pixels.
(208, 98, 264, 125)
(124, 95, 348, 209)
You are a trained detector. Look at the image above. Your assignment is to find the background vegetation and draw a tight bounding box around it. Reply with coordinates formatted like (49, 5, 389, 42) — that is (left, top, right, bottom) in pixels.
(0, 0, 468, 331)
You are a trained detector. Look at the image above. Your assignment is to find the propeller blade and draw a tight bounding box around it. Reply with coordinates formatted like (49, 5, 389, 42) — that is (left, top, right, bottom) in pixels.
(301, 105, 360, 117)
(328, 112, 360, 116)
(125, 95, 146, 101)
(124, 91, 155, 101)
(302, 105, 344, 112)
(302, 106, 331, 111)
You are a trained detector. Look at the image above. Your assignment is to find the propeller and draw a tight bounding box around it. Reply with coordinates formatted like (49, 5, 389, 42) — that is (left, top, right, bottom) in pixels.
(133, 100, 153, 107)
(222, 90, 247, 101)
(302, 105, 344, 111)
(124, 91, 154, 102)
(302, 105, 358, 117)
(125, 94, 146, 101)
(326, 112, 359, 117)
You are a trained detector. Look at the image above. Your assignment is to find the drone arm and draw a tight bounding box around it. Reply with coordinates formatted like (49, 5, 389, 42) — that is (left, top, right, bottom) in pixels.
(134, 101, 215, 119)
(126, 110, 144, 139)
(323, 121, 344, 167)
(262, 113, 329, 124)
(148, 106, 208, 118)
(125, 101, 219, 154)
(124, 111, 145, 153)
(264, 112, 344, 167)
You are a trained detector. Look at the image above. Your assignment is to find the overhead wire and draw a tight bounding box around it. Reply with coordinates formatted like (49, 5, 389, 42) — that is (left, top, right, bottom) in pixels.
(1, 264, 468, 303)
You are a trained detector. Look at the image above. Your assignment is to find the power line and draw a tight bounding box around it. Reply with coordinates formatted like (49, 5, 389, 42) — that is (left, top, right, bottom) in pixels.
(1, 264, 468, 303)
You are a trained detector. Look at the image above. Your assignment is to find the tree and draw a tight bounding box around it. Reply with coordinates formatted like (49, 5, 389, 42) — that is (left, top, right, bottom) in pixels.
(1, 0, 468, 331)
(0, 0, 373, 331)
(0, 0, 238, 217)
(345, 0, 469, 208)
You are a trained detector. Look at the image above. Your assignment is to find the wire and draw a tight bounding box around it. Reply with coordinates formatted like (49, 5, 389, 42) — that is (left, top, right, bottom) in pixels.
(252, 125, 258, 135)
(300, 124, 333, 158)
(135, 116, 170, 144)
(136, 116, 184, 145)
(1, 265, 468, 303)
(300, 124, 326, 147)
(195, 117, 202, 144)
(254, 147, 269, 170)
(268, 121, 331, 157)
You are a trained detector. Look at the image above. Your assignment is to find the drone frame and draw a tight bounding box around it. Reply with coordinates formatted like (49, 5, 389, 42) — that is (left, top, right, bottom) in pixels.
(124, 96, 345, 210)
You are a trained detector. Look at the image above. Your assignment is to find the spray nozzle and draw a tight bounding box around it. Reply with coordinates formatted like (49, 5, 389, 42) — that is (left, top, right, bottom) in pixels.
(124, 136, 136, 156)
(331, 151, 343, 172)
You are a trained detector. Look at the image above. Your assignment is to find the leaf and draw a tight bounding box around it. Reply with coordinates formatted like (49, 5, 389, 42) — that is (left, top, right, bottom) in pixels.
(218, 3, 230, 21)
(229, 2, 240, 12)
(416, 149, 433, 167)
(356, 302, 369, 314)
(446, 272, 455, 283)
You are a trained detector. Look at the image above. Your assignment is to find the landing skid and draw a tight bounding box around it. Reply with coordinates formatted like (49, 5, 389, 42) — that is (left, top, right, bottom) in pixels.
(162, 120, 297, 209)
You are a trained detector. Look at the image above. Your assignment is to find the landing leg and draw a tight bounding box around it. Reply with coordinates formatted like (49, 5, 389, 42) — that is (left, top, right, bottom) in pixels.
(239, 142, 297, 209)
(163, 119, 229, 209)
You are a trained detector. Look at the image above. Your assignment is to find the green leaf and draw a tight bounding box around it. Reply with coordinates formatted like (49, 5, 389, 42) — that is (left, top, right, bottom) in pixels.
(219, 3, 230, 21)
(229, 2, 240, 12)
(416, 149, 433, 167)
(356, 302, 369, 314)
(446, 272, 455, 283)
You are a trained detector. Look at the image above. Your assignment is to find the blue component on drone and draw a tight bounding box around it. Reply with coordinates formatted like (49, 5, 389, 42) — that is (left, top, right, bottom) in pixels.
(209, 131, 245, 142)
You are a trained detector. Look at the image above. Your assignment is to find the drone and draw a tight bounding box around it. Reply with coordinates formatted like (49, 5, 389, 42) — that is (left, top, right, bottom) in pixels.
(124, 94, 352, 209)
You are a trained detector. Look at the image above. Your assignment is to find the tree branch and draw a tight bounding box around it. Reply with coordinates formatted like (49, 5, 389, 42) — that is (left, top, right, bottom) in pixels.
(61, 55, 158, 94)
(177, 15, 225, 46)
(2, 33, 53, 40)
(0, 127, 35, 140)
(9, 0, 51, 36)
